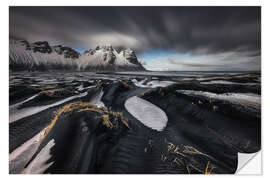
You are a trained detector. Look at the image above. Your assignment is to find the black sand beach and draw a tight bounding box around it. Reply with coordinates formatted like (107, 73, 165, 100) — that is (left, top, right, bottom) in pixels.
(9, 71, 261, 174)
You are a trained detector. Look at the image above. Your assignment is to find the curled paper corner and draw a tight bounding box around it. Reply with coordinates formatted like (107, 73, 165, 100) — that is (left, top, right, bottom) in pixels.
(236, 151, 261, 174)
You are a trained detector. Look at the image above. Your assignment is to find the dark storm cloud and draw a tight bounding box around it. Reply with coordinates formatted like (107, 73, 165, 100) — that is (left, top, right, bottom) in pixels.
(9, 6, 260, 55)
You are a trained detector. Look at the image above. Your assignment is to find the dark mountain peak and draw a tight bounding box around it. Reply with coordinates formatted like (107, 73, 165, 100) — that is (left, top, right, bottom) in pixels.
(84, 49, 96, 55)
(52, 45, 79, 59)
(10, 39, 80, 59)
(29, 41, 52, 53)
(122, 48, 140, 65)
(95, 45, 114, 52)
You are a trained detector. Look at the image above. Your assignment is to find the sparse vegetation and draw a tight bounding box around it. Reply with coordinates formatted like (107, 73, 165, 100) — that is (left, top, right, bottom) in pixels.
(38, 101, 130, 146)
(164, 140, 216, 174)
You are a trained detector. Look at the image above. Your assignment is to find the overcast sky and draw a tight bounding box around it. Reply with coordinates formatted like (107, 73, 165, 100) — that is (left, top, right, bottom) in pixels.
(9, 7, 261, 71)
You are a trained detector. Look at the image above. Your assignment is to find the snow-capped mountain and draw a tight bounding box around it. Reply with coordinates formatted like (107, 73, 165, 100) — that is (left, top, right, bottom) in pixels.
(78, 45, 145, 71)
(9, 39, 145, 71)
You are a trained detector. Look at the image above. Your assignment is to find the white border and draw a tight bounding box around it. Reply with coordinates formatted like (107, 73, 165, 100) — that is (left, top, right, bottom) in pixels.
(2, 0, 268, 179)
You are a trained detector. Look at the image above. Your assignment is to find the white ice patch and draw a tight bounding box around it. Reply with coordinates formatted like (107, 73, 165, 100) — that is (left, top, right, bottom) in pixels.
(22, 139, 55, 174)
(200, 80, 258, 86)
(181, 76, 236, 82)
(9, 128, 46, 174)
(76, 84, 96, 91)
(9, 92, 88, 123)
(125, 96, 168, 131)
(90, 90, 105, 108)
(176, 90, 261, 110)
(76, 84, 84, 91)
(9, 93, 39, 112)
(181, 73, 260, 82)
(253, 77, 261, 83)
(133, 78, 175, 88)
(117, 71, 228, 77)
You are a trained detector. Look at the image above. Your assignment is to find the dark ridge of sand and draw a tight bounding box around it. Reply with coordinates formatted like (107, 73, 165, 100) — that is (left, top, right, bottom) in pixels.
(9, 72, 261, 174)
(139, 86, 260, 153)
(19, 87, 77, 108)
(9, 86, 102, 153)
(9, 85, 41, 105)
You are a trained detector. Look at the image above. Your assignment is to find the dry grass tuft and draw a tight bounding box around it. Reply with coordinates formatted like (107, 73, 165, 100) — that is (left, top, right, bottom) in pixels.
(138, 88, 152, 97)
(119, 81, 130, 89)
(213, 105, 218, 111)
(38, 101, 129, 147)
(121, 119, 130, 129)
(164, 141, 216, 174)
(204, 161, 215, 174)
(102, 114, 113, 129)
(38, 101, 98, 146)
(173, 157, 185, 166)
(167, 142, 175, 152)
(40, 88, 72, 97)
(182, 145, 212, 159)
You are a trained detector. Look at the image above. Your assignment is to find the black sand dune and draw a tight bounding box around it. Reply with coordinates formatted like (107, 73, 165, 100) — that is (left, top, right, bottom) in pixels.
(9, 72, 261, 174)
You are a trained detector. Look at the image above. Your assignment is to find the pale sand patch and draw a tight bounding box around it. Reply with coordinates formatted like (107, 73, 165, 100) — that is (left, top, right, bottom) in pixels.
(22, 139, 55, 174)
(9, 92, 87, 123)
(9, 128, 46, 174)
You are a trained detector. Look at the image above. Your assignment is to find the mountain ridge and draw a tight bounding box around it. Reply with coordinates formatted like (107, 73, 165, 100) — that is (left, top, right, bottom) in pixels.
(9, 39, 146, 72)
